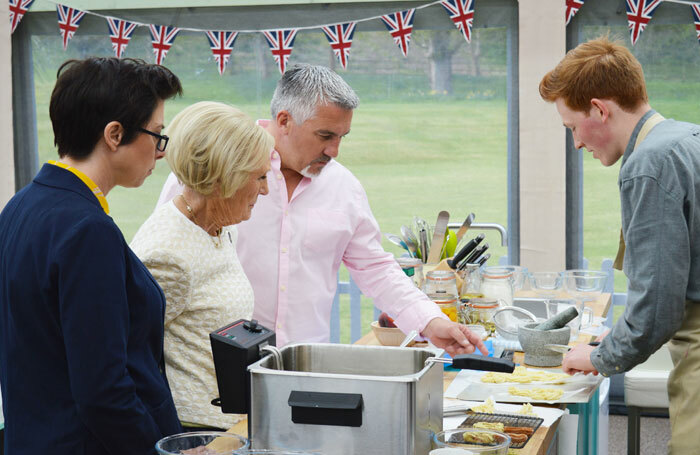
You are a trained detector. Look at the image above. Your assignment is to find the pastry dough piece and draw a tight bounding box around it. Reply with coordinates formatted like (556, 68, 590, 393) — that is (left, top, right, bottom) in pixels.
(504, 426, 534, 435)
(481, 366, 568, 384)
(473, 421, 505, 432)
(471, 397, 496, 414)
(463, 431, 496, 444)
(508, 386, 564, 401)
(517, 402, 537, 416)
(507, 433, 528, 444)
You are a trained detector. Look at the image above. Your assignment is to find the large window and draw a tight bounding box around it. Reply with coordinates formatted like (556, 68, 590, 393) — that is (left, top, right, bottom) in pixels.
(32, 24, 510, 259)
(29, 7, 512, 342)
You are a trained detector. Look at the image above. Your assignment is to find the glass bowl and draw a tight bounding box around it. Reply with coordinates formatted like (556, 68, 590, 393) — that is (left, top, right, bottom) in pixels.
(234, 451, 321, 454)
(562, 269, 608, 299)
(433, 428, 511, 454)
(528, 271, 563, 298)
(492, 306, 538, 341)
(156, 431, 249, 454)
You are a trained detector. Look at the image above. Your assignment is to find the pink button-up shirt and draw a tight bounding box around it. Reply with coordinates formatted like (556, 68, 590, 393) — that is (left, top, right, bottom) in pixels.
(157, 133, 445, 347)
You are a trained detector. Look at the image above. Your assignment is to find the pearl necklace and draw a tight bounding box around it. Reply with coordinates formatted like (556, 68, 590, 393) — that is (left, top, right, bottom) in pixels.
(180, 194, 223, 248)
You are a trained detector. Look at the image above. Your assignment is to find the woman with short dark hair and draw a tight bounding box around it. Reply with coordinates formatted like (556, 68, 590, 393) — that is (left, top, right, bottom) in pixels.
(0, 57, 183, 455)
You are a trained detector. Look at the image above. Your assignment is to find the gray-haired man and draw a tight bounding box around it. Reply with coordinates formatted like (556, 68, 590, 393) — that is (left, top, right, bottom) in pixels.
(158, 64, 486, 356)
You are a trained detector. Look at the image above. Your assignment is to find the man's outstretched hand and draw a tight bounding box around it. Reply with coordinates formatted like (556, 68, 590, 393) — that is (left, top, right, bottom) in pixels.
(421, 318, 489, 357)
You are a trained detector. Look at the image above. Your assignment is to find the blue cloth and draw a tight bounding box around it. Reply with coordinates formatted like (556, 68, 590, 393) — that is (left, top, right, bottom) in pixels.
(0, 164, 181, 455)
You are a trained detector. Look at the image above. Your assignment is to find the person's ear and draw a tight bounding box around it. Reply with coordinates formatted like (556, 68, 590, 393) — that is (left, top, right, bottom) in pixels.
(590, 99, 610, 123)
(276, 110, 292, 133)
(104, 121, 124, 152)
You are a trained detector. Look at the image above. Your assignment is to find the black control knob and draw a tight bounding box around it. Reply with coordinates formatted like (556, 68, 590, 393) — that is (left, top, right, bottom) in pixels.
(243, 319, 263, 333)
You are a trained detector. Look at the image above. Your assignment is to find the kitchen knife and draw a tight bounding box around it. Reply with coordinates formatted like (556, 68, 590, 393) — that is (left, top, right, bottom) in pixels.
(448, 233, 484, 269)
(544, 341, 600, 354)
(463, 243, 489, 266)
(476, 253, 491, 267)
(419, 228, 429, 264)
(427, 210, 450, 264)
(454, 213, 475, 244)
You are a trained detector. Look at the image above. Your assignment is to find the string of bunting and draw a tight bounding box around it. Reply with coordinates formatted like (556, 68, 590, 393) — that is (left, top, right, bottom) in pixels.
(7, 0, 700, 75)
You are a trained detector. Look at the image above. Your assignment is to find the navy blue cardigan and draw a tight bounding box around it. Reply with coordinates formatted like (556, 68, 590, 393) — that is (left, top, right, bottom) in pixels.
(0, 164, 181, 454)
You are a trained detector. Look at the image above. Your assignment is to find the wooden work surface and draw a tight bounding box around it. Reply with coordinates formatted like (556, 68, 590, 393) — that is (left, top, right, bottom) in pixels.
(226, 293, 612, 454)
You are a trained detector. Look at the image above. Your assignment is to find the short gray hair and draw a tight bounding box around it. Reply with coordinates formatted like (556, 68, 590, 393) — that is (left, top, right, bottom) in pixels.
(270, 64, 359, 124)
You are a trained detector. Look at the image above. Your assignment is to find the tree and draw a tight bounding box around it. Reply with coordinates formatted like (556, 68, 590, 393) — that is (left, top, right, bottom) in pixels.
(420, 30, 466, 94)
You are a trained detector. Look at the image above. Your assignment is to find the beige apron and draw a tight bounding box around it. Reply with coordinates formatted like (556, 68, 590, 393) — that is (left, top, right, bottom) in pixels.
(667, 301, 700, 454)
(613, 112, 665, 270)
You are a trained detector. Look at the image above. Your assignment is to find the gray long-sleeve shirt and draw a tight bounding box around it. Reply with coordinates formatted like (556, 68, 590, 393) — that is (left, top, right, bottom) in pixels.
(591, 110, 700, 376)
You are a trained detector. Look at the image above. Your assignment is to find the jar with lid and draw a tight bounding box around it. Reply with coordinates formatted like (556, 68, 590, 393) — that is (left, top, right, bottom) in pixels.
(396, 257, 424, 289)
(423, 270, 458, 296)
(480, 266, 514, 307)
(462, 297, 500, 334)
(427, 293, 459, 322)
(458, 263, 483, 300)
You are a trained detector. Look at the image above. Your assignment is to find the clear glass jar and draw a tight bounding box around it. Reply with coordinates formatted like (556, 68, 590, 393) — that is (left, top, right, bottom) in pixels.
(481, 266, 514, 306)
(458, 263, 483, 300)
(423, 270, 458, 296)
(427, 293, 459, 322)
(396, 257, 424, 289)
(463, 297, 500, 335)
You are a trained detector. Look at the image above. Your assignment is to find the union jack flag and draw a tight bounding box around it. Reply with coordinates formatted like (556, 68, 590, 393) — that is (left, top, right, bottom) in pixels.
(565, 0, 585, 26)
(206, 31, 239, 75)
(106, 17, 137, 58)
(149, 24, 179, 65)
(262, 29, 298, 74)
(692, 4, 700, 45)
(381, 9, 415, 57)
(322, 22, 357, 69)
(56, 4, 86, 50)
(626, 0, 662, 45)
(9, 0, 34, 34)
(440, 0, 475, 43)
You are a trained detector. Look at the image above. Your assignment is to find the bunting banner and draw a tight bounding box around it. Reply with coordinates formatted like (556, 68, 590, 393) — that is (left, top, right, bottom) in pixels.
(206, 31, 239, 75)
(56, 4, 86, 50)
(440, 0, 475, 43)
(106, 17, 137, 58)
(381, 9, 416, 57)
(626, 0, 663, 45)
(565, 0, 585, 25)
(262, 29, 299, 74)
(149, 24, 180, 65)
(322, 22, 357, 69)
(9, 0, 34, 34)
(10, 0, 700, 76)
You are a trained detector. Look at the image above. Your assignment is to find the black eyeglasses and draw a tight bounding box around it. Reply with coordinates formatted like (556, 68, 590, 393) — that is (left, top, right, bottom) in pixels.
(138, 127, 169, 152)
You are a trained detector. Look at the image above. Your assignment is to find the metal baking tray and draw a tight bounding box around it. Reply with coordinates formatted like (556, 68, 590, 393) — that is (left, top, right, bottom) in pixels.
(451, 411, 544, 449)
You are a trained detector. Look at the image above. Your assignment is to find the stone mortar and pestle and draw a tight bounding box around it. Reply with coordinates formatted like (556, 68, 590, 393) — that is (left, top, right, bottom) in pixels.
(518, 307, 579, 367)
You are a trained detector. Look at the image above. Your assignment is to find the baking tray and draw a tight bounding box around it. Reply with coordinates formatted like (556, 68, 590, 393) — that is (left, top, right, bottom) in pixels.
(449, 411, 544, 449)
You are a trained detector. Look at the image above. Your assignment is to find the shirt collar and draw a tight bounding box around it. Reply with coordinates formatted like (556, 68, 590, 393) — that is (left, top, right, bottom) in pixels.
(620, 109, 657, 169)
